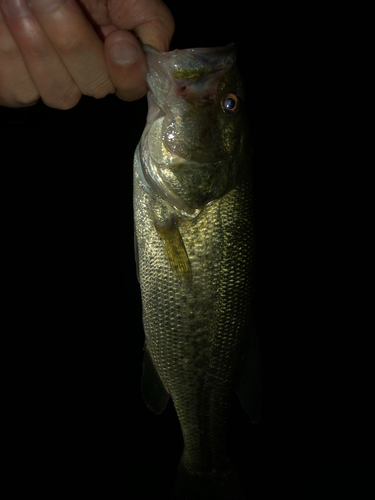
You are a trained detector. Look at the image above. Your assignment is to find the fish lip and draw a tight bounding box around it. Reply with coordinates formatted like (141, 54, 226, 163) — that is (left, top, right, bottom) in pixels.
(143, 43, 237, 111)
(143, 43, 237, 61)
(143, 43, 237, 81)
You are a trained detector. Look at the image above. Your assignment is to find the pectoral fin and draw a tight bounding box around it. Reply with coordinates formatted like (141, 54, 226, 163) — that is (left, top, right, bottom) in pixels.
(141, 346, 170, 415)
(154, 216, 192, 283)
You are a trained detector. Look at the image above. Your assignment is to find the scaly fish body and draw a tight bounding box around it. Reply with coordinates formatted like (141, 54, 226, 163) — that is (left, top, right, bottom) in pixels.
(133, 44, 259, 496)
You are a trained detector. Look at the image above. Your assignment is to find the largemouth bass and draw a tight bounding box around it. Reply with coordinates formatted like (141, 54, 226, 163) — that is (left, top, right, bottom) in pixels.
(133, 44, 261, 499)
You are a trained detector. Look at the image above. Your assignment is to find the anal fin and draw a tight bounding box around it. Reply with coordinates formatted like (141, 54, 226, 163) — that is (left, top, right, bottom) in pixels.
(141, 346, 170, 415)
(235, 330, 263, 425)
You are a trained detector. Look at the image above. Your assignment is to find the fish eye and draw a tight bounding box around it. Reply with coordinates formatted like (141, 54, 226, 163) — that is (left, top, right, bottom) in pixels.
(221, 93, 240, 115)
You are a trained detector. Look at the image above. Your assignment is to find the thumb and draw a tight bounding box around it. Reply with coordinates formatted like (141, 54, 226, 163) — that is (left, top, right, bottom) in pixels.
(104, 29, 147, 102)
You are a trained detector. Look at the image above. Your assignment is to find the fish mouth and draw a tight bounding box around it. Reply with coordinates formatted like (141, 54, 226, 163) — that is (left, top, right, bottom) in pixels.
(143, 44, 237, 164)
(139, 44, 240, 213)
(144, 44, 236, 114)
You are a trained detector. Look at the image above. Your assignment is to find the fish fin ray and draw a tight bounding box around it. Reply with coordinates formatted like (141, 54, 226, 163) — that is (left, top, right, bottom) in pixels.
(154, 216, 192, 283)
(235, 330, 263, 425)
(141, 346, 170, 415)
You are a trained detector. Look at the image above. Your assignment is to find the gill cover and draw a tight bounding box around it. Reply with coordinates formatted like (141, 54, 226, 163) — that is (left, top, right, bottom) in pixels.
(139, 44, 246, 215)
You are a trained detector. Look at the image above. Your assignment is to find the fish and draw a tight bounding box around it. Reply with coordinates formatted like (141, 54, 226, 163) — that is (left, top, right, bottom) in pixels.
(133, 44, 262, 499)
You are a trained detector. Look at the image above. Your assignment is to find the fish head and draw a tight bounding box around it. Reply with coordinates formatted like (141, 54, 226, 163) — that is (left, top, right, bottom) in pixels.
(140, 44, 249, 213)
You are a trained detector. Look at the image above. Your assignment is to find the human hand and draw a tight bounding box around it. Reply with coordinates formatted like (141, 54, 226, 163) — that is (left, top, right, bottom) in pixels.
(0, 0, 174, 108)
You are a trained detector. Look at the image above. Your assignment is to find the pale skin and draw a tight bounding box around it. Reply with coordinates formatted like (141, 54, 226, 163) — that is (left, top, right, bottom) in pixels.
(0, 0, 175, 108)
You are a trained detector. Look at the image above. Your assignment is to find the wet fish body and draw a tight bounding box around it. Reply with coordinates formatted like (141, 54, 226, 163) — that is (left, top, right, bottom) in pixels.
(133, 44, 260, 497)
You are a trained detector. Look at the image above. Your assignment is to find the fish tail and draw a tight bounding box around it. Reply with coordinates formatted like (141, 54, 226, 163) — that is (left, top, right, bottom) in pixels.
(171, 458, 247, 500)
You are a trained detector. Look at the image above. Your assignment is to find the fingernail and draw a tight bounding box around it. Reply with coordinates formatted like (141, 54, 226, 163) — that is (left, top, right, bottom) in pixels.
(109, 43, 139, 66)
(28, 0, 63, 14)
(3, 0, 31, 17)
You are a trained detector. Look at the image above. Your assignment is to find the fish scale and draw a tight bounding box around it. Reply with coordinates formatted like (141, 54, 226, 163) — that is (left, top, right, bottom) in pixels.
(133, 44, 259, 497)
(134, 152, 253, 466)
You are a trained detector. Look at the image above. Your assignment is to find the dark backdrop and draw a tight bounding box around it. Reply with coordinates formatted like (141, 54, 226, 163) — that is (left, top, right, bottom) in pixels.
(0, 2, 309, 498)
(2, 2, 372, 499)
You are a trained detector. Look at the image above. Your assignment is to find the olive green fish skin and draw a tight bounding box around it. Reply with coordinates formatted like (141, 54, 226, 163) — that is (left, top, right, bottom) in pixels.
(133, 45, 254, 476)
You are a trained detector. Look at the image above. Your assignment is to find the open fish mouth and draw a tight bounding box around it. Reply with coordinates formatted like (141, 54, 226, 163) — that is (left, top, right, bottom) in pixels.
(138, 44, 244, 213)
(143, 44, 238, 164)
(144, 44, 237, 113)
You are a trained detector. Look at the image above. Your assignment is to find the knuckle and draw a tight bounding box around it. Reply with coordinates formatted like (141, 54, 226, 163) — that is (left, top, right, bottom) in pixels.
(0, 41, 39, 107)
(55, 35, 85, 58)
(0, 80, 40, 108)
(46, 86, 82, 110)
(14, 90, 40, 107)
(0, 17, 19, 57)
(55, 94, 81, 110)
(25, 38, 53, 63)
(0, 37, 19, 59)
(0, 93, 39, 108)
(85, 77, 114, 99)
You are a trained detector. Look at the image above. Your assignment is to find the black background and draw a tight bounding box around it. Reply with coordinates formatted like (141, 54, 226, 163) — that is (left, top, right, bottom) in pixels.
(1, 1, 373, 499)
